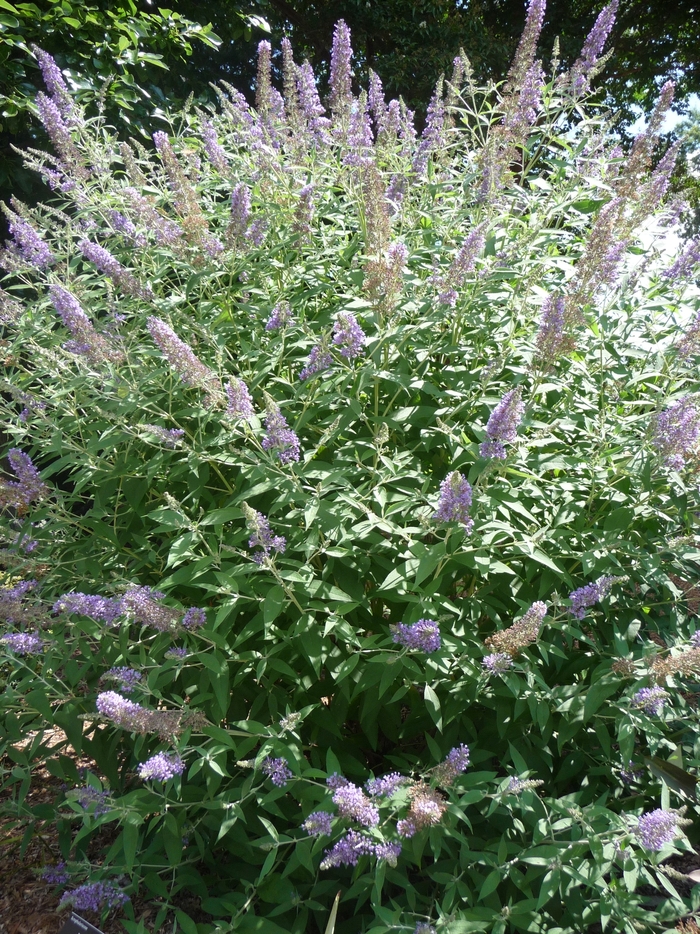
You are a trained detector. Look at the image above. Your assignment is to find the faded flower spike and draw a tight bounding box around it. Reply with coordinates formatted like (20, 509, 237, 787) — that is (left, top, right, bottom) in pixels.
(392, 619, 441, 653)
(432, 471, 473, 532)
(485, 602, 547, 656)
(507, 776, 544, 794)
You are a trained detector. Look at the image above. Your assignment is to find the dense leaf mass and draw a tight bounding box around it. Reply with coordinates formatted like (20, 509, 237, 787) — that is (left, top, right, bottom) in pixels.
(1, 9, 700, 933)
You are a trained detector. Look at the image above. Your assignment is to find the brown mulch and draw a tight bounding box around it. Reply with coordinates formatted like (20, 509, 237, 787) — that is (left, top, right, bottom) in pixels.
(0, 729, 200, 934)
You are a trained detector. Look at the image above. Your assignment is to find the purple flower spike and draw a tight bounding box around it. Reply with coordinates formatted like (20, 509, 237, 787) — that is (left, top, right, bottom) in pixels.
(1, 449, 49, 510)
(329, 20, 353, 124)
(138, 752, 185, 781)
(432, 471, 473, 532)
(5, 209, 54, 269)
(262, 756, 293, 787)
(632, 686, 668, 716)
(53, 592, 123, 626)
(262, 402, 301, 464)
(568, 576, 617, 619)
(637, 809, 681, 850)
(392, 619, 441, 653)
(266, 302, 293, 331)
(331, 781, 379, 827)
(225, 378, 255, 419)
(42, 861, 70, 885)
(652, 396, 700, 471)
(302, 811, 333, 836)
(480, 389, 525, 459)
(300, 345, 333, 381)
(1, 632, 44, 655)
(365, 773, 405, 797)
(332, 312, 366, 359)
(105, 667, 142, 692)
(245, 506, 286, 564)
(59, 881, 129, 912)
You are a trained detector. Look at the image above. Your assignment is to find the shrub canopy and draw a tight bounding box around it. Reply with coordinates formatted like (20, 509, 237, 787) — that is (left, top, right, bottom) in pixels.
(2, 4, 700, 933)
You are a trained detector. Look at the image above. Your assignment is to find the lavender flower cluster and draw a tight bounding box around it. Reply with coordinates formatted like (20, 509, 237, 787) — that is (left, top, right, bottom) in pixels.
(138, 752, 185, 781)
(652, 396, 700, 471)
(636, 809, 682, 851)
(0, 631, 44, 655)
(226, 378, 255, 420)
(480, 389, 525, 459)
(332, 312, 366, 359)
(53, 592, 123, 625)
(482, 652, 513, 674)
(320, 831, 401, 869)
(59, 881, 129, 913)
(104, 667, 142, 692)
(392, 619, 441, 653)
(241, 502, 286, 565)
(568, 576, 617, 619)
(302, 811, 334, 836)
(365, 772, 405, 797)
(262, 403, 301, 464)
(262, 756, 293, 787)
(0, 449, 49, 510)
(265, 302, 294, 331)
(631, 686, 668, 716)
(74, 785, 113, 815)
(432, 471, 473, 532)
(299, 344, 332, 381)
(329, 776, 380, 827)
(42, 861, 70, 885)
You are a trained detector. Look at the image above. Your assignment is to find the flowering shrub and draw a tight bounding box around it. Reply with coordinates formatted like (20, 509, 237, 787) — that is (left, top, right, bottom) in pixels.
(2, 3, 700, 932)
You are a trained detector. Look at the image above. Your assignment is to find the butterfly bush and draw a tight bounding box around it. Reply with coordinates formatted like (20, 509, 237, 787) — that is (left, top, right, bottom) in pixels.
(1, 6, 700, 933)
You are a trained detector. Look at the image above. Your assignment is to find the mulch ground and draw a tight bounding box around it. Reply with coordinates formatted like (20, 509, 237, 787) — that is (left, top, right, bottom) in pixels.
(0, 728, 193, 934)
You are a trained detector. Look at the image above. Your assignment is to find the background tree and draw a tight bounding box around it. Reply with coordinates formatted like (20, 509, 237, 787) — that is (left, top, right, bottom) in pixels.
(0, 0, 256, 201)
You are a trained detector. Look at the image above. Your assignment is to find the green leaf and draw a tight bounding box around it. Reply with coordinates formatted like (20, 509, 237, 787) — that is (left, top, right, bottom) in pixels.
(478, 870, 501, 900)
(644, 756, 698, 799)
(424, 684, 442, 731)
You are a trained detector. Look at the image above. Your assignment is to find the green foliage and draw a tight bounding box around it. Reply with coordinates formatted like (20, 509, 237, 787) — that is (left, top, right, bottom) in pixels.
(0, 0, 257, 201)
(1, 20, 700, 934)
